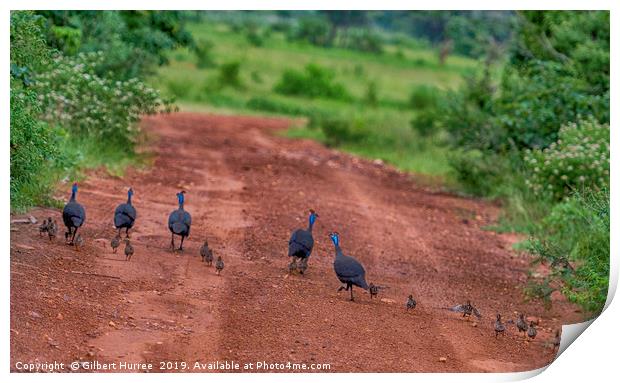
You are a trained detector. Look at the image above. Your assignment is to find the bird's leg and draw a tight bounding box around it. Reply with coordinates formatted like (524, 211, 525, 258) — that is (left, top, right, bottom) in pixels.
(337, 286, 345, 292)
(71, 228, 78, 245)
(350, 285, 354, 301)
(179, 236, 185, 252)
(126, 227, 130, 239)
(170, 234, 175, 251)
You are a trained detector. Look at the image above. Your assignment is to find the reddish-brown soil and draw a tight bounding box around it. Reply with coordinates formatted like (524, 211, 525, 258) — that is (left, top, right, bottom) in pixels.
(10, 112, 584, 373)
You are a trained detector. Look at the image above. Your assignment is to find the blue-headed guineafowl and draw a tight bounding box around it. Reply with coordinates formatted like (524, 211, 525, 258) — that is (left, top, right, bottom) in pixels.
(62, 183, 86, 245)
(288, 209, 318, 274)
(168, 191, 191, 251)
(330, 232, 369, 301)
(114, 188, 137, 238)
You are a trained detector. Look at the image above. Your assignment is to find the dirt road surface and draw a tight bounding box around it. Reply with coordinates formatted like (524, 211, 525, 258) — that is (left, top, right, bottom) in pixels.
(10, 112, 583, 372)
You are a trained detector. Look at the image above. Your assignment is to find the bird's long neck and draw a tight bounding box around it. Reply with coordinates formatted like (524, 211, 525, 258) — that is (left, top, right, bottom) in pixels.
(334, 244, 343, 258)
(70, 190, 76, 202)
(307, 220, 314, 232)
(127, 192, 132, 204)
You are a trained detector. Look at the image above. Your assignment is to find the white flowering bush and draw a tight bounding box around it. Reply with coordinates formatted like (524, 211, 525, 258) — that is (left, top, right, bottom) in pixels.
(524, 117, 609, 200)
(32, 51, 176, 144)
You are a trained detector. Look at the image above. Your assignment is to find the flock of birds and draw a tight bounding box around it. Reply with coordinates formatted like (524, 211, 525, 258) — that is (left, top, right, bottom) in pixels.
(36, 182, 562, 349)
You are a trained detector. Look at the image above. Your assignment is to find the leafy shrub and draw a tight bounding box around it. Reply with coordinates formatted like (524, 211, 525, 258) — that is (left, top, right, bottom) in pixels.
(314, 115, 369, 147)
(194, 39, 216, 69)
(290, 17, 331, 46)
(274, 64, 350, 100)
(527, 189, 609, 313)
(364, 81, 379, 106)
(246, 96, 315, 116)
(33, 51, 174, 145)
(216, 61, 243, 89)
(409, 85, 439, 110)
(250, 70, 263, 84)
(246, 28, 264, 47)
(447, 150, 514, 197)
(344, 28, 384, 53)
(524, 118, 609, 200)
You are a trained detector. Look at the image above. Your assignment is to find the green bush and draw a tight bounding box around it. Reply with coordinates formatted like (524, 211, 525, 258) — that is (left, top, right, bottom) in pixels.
(194, 39, 216, 69)
(290, 16, 331, 46)
(274, 64, 350, 100)
(527, 189, 609, 313)
(315, 115, 369, 147)
(33, 51, 174, 145)
(448, 150, 513, 196)
(409, 85, 439, 110)
(364, 81, 379, 106)
(216, 61, 243, 89)
(246, 96, 314, 116)
(524, 118, 609, 200)
(344, 28, 384, 53)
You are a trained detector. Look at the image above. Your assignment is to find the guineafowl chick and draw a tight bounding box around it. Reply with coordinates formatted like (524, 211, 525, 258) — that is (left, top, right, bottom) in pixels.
(215, 256, 224, 275)
(494, 314, 506, 338)
(552, 329, 561, 351)
(200, 240, 213, 265)
(111, 234, 121, 253)
(516, 313, 528, 336)
(288, 258, 297, 274)
(39, 217, 50, 237)
(74, 234, 84, 252)
(406, 294, 417, 311)
(368, 283, 379, 299)
(527, 321, 537, 340)
(47, 220, 58, 241)
(448, 300, 482, 319)
(298, 257, 308, 275)
(124, 239, 134, 261)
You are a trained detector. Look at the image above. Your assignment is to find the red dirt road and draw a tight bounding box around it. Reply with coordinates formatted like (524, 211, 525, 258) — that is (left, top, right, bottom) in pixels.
(10, 112, 583, 373)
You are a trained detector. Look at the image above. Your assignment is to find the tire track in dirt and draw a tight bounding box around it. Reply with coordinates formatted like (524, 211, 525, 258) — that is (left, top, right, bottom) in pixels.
(10, 112, 583, 372)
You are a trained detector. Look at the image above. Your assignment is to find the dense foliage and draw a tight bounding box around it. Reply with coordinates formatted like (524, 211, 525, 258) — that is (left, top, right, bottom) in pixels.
(274, 64, 350, 100)
(10, 10, 180, 211)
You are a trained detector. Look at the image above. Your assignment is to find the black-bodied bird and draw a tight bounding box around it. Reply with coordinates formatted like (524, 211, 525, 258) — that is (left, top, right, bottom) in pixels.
(47, 220, 58, 242)
(407, 294, 417, 311)
(448, 300, 482, 319)
(168, 191, 191, 251)
(527, 321, 537, 340)
(114, 188, 137, 238)
(288, 210, 318, 275)
(62, 183, 86, 245)
(494, 314, 506, 338)
(111, 234, 121, 253)
(516, 313, 528, 336)
(39, 217, 50, 237)
(124, 239, 134, 261)
(200, 240, 213, 266)
(215, 256, 224, 275)
(330, 232, 369, 302)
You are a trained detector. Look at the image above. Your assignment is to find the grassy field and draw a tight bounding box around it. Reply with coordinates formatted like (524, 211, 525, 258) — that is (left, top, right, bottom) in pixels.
(149, 21, 480, 180)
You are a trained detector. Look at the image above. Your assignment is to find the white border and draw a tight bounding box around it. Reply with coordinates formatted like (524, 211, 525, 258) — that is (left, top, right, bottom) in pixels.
(2, 1, 617, 382)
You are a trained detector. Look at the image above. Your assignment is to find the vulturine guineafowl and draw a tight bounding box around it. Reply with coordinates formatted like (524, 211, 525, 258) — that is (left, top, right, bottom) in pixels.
(200, 240, 213, 266)
(448, 300, 482, 319)
(114, 188, 137, 238)
(168, 191, 191, 251)
(62, 183, 86, 245)
(330, 232, 369, 302)
(288, 210, 318, 275)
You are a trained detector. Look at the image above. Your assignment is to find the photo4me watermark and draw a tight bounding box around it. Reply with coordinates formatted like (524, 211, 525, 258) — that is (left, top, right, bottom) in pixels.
(14, 360, 331, 372)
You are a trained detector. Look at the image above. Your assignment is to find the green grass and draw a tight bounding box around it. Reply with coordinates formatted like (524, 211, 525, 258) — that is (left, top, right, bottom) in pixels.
(150, 21, 478, 181)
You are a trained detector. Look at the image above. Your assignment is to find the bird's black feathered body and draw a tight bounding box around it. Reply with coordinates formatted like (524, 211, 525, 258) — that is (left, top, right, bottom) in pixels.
(114, 189, 136, 236)
(168, 191, 191, 251)
(62, 183, 85, 244)
(288, 229, 314, 259)
(331, 233, 368, 301)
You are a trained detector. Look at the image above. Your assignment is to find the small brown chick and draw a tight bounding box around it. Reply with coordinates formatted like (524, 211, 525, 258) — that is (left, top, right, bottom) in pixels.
(39, 217, 50, 237)
(200, 240, 213, 265)
(406, 294, 417, 311)
(494, 314, 506, 338)
(111, 235, 121, 253)
(47, 220, 58, 241)
(215, 256, 224, 276)
(74, 234, 84, 251)
(124, 239, 134, 261)
(527, 321, 537, 340)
